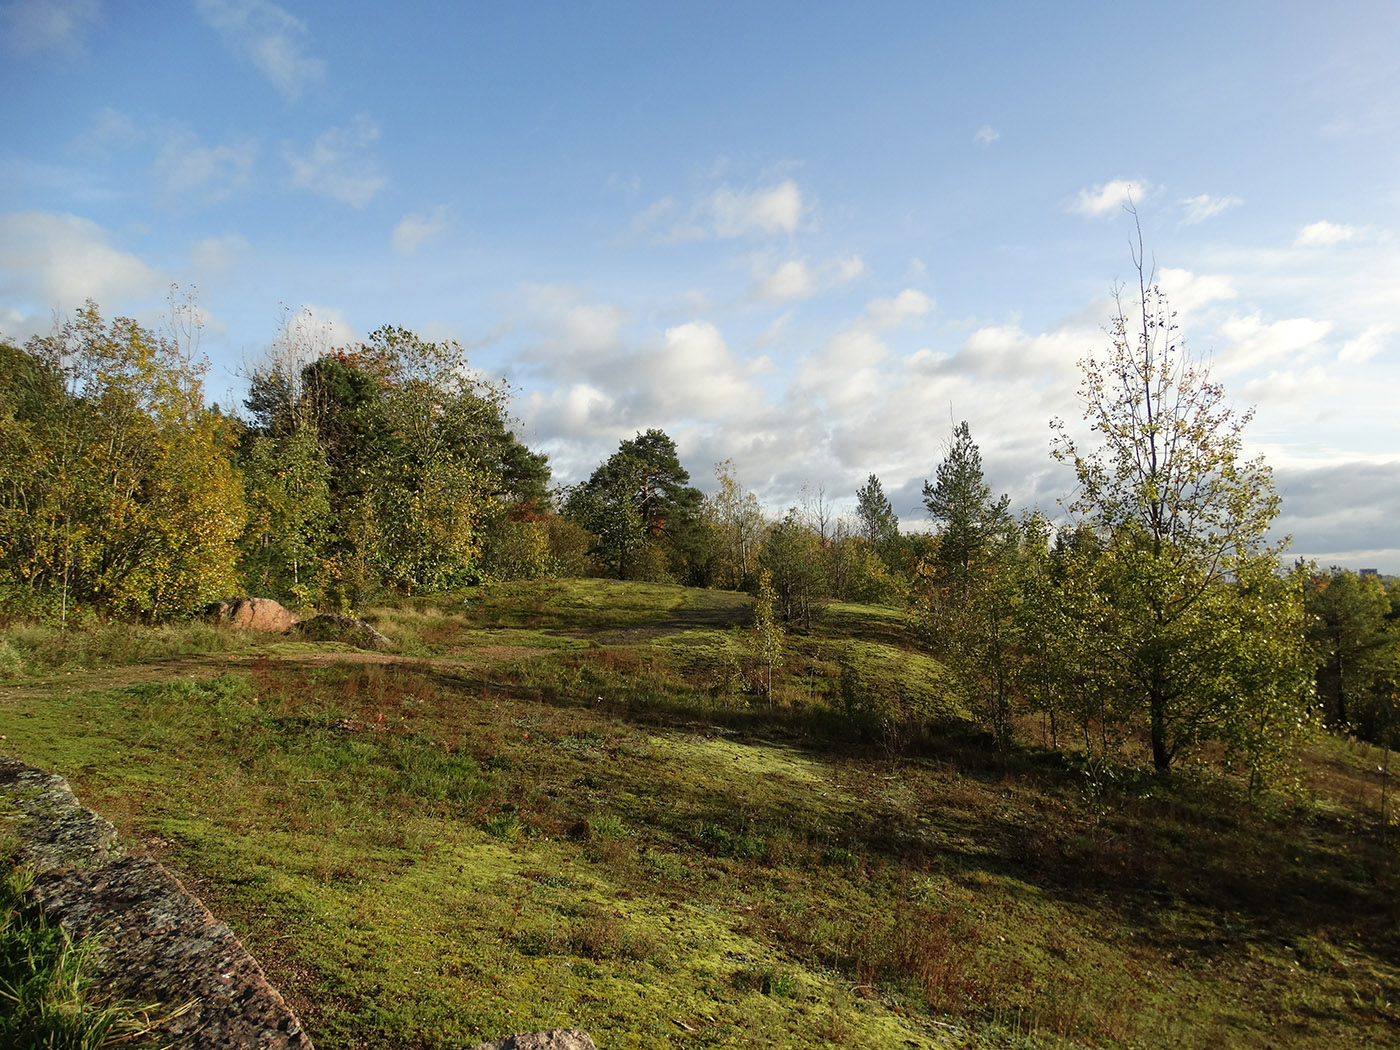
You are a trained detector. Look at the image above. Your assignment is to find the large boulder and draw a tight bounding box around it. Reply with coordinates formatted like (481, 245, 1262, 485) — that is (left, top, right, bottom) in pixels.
(294, 613, 391, 651)
(472, 1032, 599, 1050)
(205, 597, 299, 633)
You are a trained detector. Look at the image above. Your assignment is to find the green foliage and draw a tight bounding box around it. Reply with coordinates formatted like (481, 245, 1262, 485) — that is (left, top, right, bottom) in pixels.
(1050, 234, 1305, 774)
(703, 459, 766, 590)
(564, 429, 705, 582)
(915, 421, 1020, 746)
(0, 301, 246, 622)
(240, 324, 550, 601)
(759, 511, 828, 628)
(1305, 567, 1399, 742)
(749, 569, 784, 701)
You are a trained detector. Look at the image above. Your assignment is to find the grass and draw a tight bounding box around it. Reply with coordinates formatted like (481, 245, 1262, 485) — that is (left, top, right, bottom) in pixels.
(0, 578, 1397, 1048)
(0, 855, 179, 1049)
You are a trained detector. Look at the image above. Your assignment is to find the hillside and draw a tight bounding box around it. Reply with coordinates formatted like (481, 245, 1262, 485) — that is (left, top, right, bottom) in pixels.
(0, 580, 1396, 1049)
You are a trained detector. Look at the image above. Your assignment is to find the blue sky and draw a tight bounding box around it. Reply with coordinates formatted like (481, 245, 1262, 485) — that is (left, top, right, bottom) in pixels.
(3, 0, 1398, 569)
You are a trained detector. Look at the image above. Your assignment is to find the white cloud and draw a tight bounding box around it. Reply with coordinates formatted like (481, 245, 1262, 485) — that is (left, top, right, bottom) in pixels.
(654, 180, 807, 241)
(296, 303, 361, 349)
(643, 320, 762, 417)
(832, 255, 866, 283)
(750, 254, 864, 302)
(392, 206, 452, 256)
(1179, 193, 1241, 225)
(1217, 312, 1333, 377)
(974, 124, 999, 147)
(1070, 178, 1151, 218)
(153, 131, 258, 200)
(284, 115, 387, 208)
(753, 259, 814, 302)
(0, 211, 167, 338)
(865, 289, 933, 329)
(1157, 267, 1237, 319)
(195, 0, 326, 99)
(1296, 221, 1359, 248)
(1, 0, 98, 55)
(709, 180, 805, 237)
(1338, 323, 1392, 365)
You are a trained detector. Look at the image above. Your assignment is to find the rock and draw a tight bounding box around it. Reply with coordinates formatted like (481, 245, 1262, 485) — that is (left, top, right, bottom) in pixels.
(205, 596, 300, 633)
(0, 757, 314, 1050)
(294, 613, 391, 651)
(471, 1031, 600, 1050)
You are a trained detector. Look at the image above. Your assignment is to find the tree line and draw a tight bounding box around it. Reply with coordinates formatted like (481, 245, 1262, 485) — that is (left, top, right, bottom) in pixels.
(1, 266, 1396, 786)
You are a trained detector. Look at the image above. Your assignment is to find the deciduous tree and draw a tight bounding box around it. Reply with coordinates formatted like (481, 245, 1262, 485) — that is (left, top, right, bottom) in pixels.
(1051, 220, 1307, 773)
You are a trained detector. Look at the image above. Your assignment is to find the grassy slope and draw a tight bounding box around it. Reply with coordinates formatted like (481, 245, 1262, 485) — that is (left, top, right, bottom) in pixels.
(0, 579, 1396, 1049)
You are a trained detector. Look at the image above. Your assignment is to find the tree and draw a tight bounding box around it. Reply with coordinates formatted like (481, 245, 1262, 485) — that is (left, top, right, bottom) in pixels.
(564, 429, 704, 581)
(749, 568, 785, 701)
(760, 511, 828, 629)
(1305, 568, 1397, 733)
(922, 422, 1012, 579)
(916, 421, 1020, 745)
(1, 300, 245, 621)
(704, 459, 766, 590)
(1051, 220, 1306, 773)
(241, 325, 544, 599)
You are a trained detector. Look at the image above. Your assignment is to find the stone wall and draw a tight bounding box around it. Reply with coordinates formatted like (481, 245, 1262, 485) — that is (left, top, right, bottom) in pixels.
(0, 756, 314, 1050)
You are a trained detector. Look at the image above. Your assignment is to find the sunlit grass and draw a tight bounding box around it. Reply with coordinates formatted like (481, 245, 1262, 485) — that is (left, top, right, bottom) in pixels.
(0, 579, 1395, 1049)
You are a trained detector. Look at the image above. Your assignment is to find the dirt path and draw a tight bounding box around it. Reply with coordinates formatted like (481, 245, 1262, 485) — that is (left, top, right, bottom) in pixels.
(0, 647, 551, 703)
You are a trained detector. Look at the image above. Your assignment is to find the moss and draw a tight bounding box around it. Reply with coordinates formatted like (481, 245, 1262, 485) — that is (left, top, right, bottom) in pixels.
(0, 582, 1396, 1049)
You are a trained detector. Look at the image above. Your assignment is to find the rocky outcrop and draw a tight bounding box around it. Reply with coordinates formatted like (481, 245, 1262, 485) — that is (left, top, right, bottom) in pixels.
(205, 596, 300, 634)
(293, 613, 391, 651)
(472, 1031, 600, 1050)
(0, 757, 313, 1050)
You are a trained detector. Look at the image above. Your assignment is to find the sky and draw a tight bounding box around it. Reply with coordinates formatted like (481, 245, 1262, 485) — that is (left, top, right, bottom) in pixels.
(2, 0, 1398, 571)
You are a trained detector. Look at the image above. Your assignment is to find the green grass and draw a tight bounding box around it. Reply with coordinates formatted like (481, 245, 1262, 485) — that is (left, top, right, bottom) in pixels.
(0, 579, 1396, 1049)
(0, 858, 180, 1049)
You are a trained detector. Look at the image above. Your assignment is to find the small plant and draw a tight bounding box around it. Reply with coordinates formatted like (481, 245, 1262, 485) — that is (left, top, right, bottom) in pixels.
(0, 862, 186, 1048)
(731, 963, 798, 998)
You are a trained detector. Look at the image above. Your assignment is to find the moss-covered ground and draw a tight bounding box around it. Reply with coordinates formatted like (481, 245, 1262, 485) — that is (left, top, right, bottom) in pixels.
(1, 578, 1397, 1048)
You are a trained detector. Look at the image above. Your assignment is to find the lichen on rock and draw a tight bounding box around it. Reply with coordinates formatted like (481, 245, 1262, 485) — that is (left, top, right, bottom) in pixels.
(0, 756, 314, 1050)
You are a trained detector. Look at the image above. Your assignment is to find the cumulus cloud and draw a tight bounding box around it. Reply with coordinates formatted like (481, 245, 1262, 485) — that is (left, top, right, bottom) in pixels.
(392, 206, 452, 256)
(709, 180, 805, 237)
(641, 320, 763, 417)
(753, 259, 814, 302)
(865, 289, 933, 329)
(0, 211, 167, 338)
(1296, 220, 1359, 247)
(642, 180, 808, 241)
(1179, 193, 1241, 225)
(196, 0, 326, 99)
(1216, 312, 1333, 377)
(749, 254, 864, 302)
(1070, 178, 1150, 218)
(974, 124, 999, 147)
(1157, 267, 1237, 319)
(295, 303, 362, 350)
(284, 115, 387, 208)
(1338, 323, 1392, 365)
(1, 0, 98, 55)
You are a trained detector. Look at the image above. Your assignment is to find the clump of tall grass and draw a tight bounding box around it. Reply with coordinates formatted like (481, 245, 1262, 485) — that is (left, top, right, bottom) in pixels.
(0, 862, 182, 1048)
(0, 621, 254, 676)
